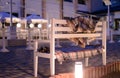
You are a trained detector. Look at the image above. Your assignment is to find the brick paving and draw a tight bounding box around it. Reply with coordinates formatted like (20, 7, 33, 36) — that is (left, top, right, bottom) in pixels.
(0, 41, 120, 78)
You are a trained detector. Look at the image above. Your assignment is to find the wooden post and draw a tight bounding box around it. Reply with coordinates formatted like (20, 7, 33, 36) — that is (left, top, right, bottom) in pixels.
(98, 67, 102, 78)
(102, 20, 107, 65)
(34, 40, 39, 77)
(101, 66, 104, 77)
(42, 0, 46, 19)
(92, 67, 96, 78)
(50, 19, 55, 76)
(59, 0, 63, 19)
(73, 0, 78, 17)
(21, 0, 25, 18)
(118, 61, 120, 72)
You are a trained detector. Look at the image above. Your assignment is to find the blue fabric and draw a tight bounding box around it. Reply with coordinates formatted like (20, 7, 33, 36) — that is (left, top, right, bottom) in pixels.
(56, 45, 100, 53)
(26, 14, 42, 20)
(0, 12, 16, 19)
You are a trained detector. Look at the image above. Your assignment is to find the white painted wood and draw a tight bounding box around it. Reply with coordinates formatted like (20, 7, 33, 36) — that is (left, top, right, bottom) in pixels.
(102, 21, 107, 65)
(85, 57, 89, 66)
(50, 18, 56, 76)
(54, 33, 102, 38)
(34, 18, 107, 76)
(36, 52, 51, 58)
(34, 54, 38, 77)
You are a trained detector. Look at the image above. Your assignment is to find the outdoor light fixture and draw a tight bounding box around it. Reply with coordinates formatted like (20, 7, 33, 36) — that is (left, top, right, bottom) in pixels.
(75, 62, 83, 78)
(37, 24, 42, 28)
(48, 24, 51, 28)
(0, 17, 6, 28)
(103, 0, 112, 42)
(0, 17, 9, 52)
(26, 21, 34, 50)
(17, 22, 21, 28)
(103, 0, 111, 5)
(29, 23, 34, 28)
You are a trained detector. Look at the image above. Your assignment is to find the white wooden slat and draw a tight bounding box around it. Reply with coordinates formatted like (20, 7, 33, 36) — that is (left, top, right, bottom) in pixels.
(38, 40, 50, 43)
(54, 33, 102, 38)
(54, 27, 103, 32)
(95, 27, 102, 32)
(36, 52, 51, 58)
(54, 27, 72, 32)
(53, 25, 103, 33)
(96, 21, 103, 26)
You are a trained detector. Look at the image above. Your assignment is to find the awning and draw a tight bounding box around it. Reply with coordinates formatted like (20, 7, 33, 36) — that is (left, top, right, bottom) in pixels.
(0, 12, 20, 23)
(25, 14, 48, 23)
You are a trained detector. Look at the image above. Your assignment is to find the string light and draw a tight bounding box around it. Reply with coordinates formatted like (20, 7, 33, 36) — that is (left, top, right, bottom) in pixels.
(38, 24, 42, 28)
(29, 23, 34, 28)
(17, 22, 21, 28)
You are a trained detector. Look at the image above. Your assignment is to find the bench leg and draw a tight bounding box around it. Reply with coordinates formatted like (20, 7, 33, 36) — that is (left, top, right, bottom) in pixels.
(50, 57, 55, 76)
(34, 55, 38, 77)
(85, 57, 89, 66)
(102, 52, 106, 65)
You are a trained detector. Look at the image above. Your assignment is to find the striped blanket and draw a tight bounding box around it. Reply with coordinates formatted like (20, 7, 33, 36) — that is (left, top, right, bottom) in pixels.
(54, 16, 101, 63)
(38, 16, 101, 63)
(66, 16, 97, 48)
(55, 46, 102, 64)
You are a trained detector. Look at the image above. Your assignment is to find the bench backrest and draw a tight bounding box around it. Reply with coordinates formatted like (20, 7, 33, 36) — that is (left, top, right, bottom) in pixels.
(50, 18, 107, 56)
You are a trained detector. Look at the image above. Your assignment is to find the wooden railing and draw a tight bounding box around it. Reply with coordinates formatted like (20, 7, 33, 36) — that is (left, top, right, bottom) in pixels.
(49, 61, 120, 78)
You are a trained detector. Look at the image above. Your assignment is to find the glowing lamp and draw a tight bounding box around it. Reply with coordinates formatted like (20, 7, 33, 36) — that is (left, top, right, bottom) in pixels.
(17, 23, 21, 28)
(103, 0, 111, 5)
(38, 24, 42, 28)
(75, 62, 83, 78)
(29, 23, 34, 28)
(48, 24, 51, 28)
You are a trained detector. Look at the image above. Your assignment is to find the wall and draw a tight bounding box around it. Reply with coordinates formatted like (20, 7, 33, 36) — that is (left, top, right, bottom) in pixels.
(0, 0, 21, 14)
(46, 0, 60, 19)
(63, 1, 75, 17)
(114, 12, 120, 19)
(91, 0, 105, 12)
(0, 0, 89, 19)
(77, 4, 88, 12)
(25, 0, 42, 16)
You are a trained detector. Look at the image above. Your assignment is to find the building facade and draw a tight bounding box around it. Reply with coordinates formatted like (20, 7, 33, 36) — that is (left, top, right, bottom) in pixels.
(0, 0, 120, 30)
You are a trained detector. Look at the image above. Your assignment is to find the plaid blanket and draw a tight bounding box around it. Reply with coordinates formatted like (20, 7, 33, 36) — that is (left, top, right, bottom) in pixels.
(38, 16, 101, 64)
(54, 17, 101, 63)
(55, 46, 102, 64)
(66, 16, 97, 48)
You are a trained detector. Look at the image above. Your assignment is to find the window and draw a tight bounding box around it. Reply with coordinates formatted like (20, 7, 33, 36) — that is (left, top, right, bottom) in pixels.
(26, 14, 40, 17)
(7, 12, 18, 17)
(64, 0, 72, 2)
(78, 0, 86, 4)
(12, 13, 18, 17)
(114, 19, 120, 30)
